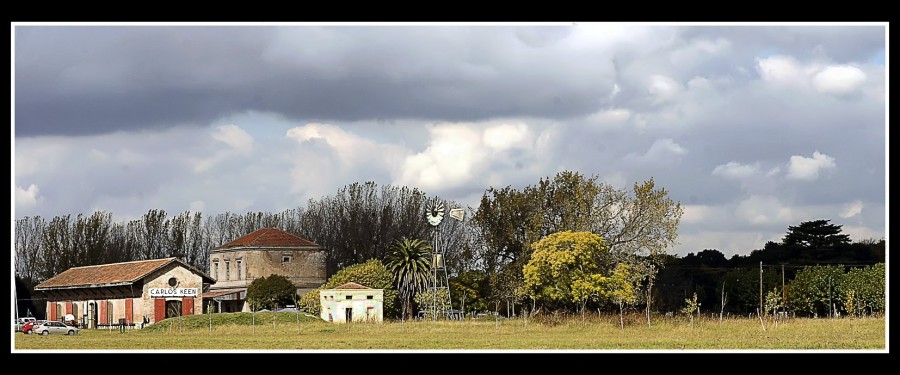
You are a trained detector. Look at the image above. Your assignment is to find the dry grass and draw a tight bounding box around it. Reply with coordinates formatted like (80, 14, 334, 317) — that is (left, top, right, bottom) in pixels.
(13, 312, 885, 351)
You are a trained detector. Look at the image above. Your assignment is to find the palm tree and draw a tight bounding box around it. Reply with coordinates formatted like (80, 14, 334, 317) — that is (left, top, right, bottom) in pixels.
(386, 237, 432, 321)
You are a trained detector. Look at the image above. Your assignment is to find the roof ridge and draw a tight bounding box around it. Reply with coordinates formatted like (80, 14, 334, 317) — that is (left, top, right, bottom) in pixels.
(64, 257, 174, 270)
(217, 227, 320, 249)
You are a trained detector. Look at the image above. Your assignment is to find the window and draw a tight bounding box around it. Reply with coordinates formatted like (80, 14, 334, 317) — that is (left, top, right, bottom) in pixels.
(367, 295, 374, 300)
(282, 255, 292, 264)
(346, 295, 352, 300)
(225, 261, 231, 280)
(168, 277, 178, 287)
(213, 262, 219, 280)
(236, 259, 243, 280)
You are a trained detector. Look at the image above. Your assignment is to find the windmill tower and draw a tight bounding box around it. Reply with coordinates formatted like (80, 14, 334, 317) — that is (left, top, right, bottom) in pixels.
(424, 197, 465, 319)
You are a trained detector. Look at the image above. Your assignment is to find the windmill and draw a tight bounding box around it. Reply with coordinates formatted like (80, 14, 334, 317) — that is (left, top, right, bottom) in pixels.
(424, 196, 465, 320)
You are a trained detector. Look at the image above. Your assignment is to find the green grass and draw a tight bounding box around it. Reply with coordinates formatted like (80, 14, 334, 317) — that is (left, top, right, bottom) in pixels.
(14, 312, 885, 351)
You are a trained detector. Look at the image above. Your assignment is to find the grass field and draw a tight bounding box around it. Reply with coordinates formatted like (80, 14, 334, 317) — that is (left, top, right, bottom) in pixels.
(13, 312, 886, 351)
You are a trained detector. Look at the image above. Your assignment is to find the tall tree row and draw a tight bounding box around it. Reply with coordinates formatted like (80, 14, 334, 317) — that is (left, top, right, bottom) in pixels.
(14, 181, 472, 285)
(16, 174, 882, 318)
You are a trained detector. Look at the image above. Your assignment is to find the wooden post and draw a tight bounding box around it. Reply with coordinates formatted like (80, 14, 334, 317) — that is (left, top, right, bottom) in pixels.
(759, 261, 764, 318)
(720, 280, 726, 323)
(782, 264, 786, 312)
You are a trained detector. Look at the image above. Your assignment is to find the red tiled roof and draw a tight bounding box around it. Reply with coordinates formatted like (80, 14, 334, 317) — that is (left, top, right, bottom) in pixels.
(334, 282, 371, 290)
(216, 227, 319, 249)
(35, 258, 215, 290)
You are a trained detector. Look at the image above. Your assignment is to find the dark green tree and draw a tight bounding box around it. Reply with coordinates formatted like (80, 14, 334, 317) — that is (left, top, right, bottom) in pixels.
(386, 237, 432, 320)
(449, 270, 490, 314)
(782, 219, 851, 249)
(246, 274, 297, 310)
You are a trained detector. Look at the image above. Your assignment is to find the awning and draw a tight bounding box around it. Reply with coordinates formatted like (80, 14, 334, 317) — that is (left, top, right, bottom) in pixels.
(204, 289, 246, 301)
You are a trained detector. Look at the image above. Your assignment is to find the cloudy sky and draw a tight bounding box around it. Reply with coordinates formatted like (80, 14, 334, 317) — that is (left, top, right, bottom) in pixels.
(12, 23, 887, 257)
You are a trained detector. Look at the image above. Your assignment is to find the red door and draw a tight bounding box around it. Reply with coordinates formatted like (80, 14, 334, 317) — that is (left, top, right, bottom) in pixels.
(98, 301, 107, 324)
(182, 297, 194, 316)
(65, 301, 73, 315)
(154, 298, 166, 322)
(125, 299, 133, 324)
(48, 302, 57, 322)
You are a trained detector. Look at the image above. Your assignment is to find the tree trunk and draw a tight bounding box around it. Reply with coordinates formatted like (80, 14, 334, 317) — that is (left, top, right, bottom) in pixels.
(646, 279, 653, 327)
(619, 302, 624, 330)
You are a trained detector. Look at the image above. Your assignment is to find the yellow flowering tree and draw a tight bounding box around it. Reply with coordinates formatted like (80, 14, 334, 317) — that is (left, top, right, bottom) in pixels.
(524, 231, 639, 323)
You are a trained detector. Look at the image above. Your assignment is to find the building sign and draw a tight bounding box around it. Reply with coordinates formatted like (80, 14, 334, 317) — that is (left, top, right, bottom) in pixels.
(149, 288, 198, 297)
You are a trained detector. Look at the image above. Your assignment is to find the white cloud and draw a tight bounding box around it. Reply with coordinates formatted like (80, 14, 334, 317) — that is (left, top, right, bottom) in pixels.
(712, 161, 760, 179)
(648, 75, 682, 104)
(285, 122, 410, 197)
(670, 37, 732, 67)
(839, 200, 863, 218)
(609, 83, 621, 99)
(765, 167, 781, 177)
(587, 108, 631, 127)
(756, 55, 815, 86)
(735, 195, 794, 225)
(681, 204, 716, 224)
(15, 184, 40, 208)
(787, 151, 836, 180)
(399, 124, 487, 191)
(812, 65, 866, 95)
(287, 123, 407, 167)
(638, 138, 687, 163)
(841, 225, 883, 243)
(482, 123, 531, 152)
(193, 124, 256, 172)
(757, 56, 868, 97)
(693, 37, 731, 54)
(211, 124, 254, 154)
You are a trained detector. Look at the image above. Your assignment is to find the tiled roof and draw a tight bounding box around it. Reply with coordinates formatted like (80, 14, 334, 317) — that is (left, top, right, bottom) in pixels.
(334, 282, 371, 290)
(216, 227, 319, 249)
(35, 258, 214, 290)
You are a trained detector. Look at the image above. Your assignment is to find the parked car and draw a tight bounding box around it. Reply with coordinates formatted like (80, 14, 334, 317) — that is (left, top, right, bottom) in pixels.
(21, 320, 40, 334)
(22, 320, 47, 334)
(14, 317, 36, 332)
(32, 321, 78, 335)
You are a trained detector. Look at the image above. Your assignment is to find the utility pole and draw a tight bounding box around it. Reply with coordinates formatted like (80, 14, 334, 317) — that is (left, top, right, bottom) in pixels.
(759, 261, 763, 317)
(828, 276, 833, 318)
(781, 264, 786, 306)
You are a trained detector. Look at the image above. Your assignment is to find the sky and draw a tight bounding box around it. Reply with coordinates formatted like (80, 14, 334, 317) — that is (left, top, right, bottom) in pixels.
(12, 23, 887, 257)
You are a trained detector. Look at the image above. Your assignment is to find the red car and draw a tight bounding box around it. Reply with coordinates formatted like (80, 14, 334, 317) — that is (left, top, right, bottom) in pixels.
(21, 320, 43, 334)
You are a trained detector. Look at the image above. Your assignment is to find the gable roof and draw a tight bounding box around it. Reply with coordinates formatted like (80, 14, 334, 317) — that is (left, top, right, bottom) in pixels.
(35, 257, 215, 290)
(216, 227, 319, 249)
(334, 282, 371, 290)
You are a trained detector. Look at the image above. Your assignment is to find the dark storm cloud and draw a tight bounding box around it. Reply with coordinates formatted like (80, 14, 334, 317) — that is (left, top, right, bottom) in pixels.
(15, 26, 616, 137)
(14, 24, 886, 256)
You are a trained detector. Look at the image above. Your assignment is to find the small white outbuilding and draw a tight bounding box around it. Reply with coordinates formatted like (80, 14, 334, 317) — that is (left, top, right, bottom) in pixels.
(319, 282, 383, 323)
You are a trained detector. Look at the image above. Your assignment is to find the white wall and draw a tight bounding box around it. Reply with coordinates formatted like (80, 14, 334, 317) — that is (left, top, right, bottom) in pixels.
(320, 289, 384, 323)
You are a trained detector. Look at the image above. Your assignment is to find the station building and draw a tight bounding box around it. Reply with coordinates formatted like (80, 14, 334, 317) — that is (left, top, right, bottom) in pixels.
(34, 257, 215, 329)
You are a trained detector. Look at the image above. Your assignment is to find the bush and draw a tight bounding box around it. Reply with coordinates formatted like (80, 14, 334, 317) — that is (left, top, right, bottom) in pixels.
(246, 275, 297, 310)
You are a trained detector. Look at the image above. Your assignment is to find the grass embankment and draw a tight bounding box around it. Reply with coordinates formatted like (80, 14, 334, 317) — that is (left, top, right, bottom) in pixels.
(14, 312, 885, 350)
